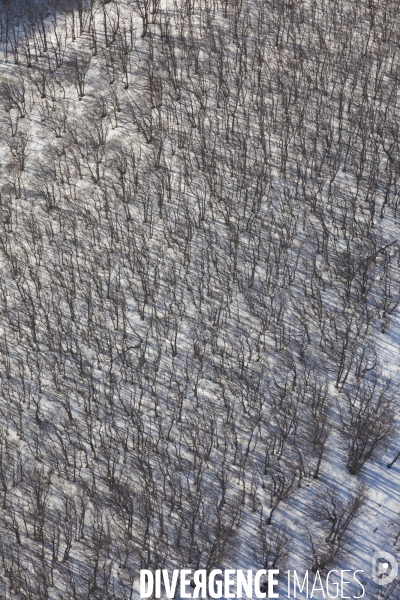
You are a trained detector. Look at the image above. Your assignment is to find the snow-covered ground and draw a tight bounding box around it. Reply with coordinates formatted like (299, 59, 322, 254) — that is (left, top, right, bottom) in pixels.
(0, 0, 399, 598)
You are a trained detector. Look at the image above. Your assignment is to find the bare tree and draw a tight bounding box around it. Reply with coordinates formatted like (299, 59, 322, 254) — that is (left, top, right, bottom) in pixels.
(340, 376, 396, 475)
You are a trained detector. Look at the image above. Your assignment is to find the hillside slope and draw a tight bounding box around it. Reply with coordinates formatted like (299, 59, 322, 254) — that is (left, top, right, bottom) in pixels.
(0, 0, 399, 597)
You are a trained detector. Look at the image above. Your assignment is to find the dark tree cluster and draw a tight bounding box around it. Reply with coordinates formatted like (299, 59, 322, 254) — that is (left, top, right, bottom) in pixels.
(0, 0, 399, 596)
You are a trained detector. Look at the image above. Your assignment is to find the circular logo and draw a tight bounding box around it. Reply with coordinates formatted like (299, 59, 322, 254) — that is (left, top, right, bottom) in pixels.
(372, 552, 398, 586)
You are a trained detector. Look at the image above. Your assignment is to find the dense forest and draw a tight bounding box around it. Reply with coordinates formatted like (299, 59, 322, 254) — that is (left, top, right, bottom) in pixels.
(0, 0, 399, 597)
